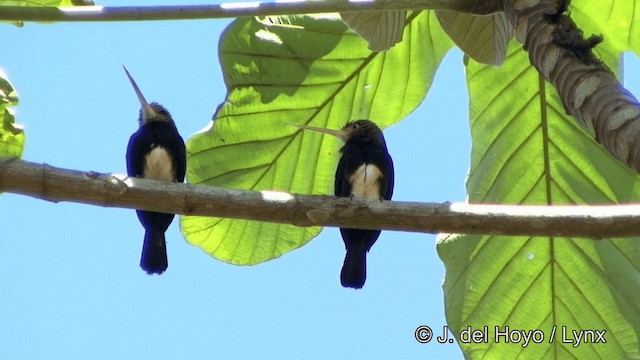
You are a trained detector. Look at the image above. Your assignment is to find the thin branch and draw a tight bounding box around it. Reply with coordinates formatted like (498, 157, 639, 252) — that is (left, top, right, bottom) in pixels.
(2, 158, 640, 238)
(0, 0, 502, 22)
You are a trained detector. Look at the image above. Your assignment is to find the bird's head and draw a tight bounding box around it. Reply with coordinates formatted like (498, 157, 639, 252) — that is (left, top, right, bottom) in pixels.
(123, 65, 175, 127)
(294, 119, 385, 145)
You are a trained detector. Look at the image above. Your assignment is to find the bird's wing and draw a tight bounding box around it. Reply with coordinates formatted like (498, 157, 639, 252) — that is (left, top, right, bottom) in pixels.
(153, 123, 187, 182)
(166, 132, 186, 182)
(174, 137, 187, 182)
(383, 151, 394, 201)
(126, 128, 154, 178)
(334, 153, 352, 198)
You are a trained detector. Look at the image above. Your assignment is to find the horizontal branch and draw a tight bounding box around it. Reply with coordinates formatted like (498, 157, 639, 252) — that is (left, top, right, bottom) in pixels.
(0, 0, 501, 22)
(2, 158, 640, 238)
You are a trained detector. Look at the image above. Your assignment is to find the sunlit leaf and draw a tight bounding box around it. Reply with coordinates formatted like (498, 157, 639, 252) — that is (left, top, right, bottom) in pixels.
(0, 70, 24, 159)
(181, 12, 453, 265)
(0, 0, 74, 5)
(571, 0, 640, 55)
(436, 10, 513, 65)
(0, 0, 84, 27)
(438, 41, 640, 358)
(340, 10, 406, 51)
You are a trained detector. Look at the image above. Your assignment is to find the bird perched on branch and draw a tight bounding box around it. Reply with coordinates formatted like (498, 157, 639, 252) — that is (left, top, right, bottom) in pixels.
(297, 120, 394, 289)
(123, 65, 186, 275)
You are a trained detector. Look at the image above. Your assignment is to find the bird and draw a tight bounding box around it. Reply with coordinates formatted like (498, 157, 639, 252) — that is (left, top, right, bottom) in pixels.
(123, 65, 186, 275)
(296, 120, 394, 289)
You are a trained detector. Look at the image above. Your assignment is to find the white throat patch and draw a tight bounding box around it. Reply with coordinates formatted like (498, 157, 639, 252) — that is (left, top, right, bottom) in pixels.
(349, 163, 383, 200)
(143, 146, 174, 181)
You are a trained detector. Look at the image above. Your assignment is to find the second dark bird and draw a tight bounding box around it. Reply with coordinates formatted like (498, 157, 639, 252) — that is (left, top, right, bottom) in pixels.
(298, 120, 394, 289)
(124, 66, 186, 275)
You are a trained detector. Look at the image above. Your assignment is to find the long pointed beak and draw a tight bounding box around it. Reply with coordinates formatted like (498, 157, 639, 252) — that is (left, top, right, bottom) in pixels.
(122, 65, 150, 109)
(293, 124, 348, 142)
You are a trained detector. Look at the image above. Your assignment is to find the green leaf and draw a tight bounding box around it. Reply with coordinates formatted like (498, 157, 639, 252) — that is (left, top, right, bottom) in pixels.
(0, 0, 74, 5)
(0, 70, 24, 159)
(435, 11, 512, 65)
(571, 1, 640, 54)
(340, 10, 407, 51)
(438, 42, 640, 358)
(181, 12, 453, 265)
(1, 0, 79, 27)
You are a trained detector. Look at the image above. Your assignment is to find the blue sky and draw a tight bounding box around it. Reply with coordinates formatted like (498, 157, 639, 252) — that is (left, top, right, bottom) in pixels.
(3, 2, 639, 359)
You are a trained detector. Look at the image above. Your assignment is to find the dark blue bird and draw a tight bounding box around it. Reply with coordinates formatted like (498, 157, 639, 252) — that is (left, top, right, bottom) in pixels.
(124, 66, 186, 275)
(298, 120, 394, 289)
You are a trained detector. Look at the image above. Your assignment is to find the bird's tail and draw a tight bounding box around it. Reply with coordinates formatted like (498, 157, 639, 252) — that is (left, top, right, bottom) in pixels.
(141, 229, 168, 275)
(341, 246, 367, 289)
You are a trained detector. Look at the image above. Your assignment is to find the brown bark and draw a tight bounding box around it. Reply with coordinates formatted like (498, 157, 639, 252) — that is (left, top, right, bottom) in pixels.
(3, 158, 640, 238)
(504, 0, 640, 172)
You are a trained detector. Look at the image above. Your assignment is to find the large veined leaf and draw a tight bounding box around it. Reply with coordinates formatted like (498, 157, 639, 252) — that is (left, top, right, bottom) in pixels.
(571, 0, 640, 55)
(438, 41, 640, 358)
(0, 70, 24, 159)
(181, 12, 453, 265)
(435, 10, 513, 65)
(340, 10, 406, 51)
